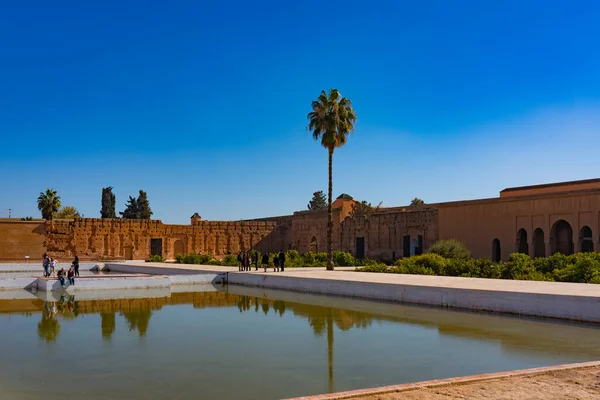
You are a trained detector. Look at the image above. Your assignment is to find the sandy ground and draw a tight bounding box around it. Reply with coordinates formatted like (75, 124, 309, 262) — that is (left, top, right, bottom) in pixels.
(356, 366, 600, 400)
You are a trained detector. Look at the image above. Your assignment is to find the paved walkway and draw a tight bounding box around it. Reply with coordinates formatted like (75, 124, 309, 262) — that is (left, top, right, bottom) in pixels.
(125, 261, 600, 297)
(285, 361, 600, 400)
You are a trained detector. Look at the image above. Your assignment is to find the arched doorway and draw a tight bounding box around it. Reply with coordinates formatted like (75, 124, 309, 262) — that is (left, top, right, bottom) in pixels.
(533, 228, 545, 258)
(310, 237, 318, 253)
(580, 226, 594, 252)
(174, 240, 185, 256)
(550, 220, 574, 255)
(491, 239, 501, 262)
(516, 229, 528, 254)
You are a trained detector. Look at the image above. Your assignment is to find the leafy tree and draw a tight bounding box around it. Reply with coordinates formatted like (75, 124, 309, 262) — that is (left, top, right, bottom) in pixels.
(410, 197, 425, 206)
(307, 191, 327, 211)
(137, 190, 152, 219)
(191, 212, 201, 219)
(349, 200, 382, 219)
(21, 217, 34, 221)
(119, 190, 152, 219)
(307, 89, 356, 270)
(101, 187, 117, 218)
(54, 206, 81, 219)
(120, 196, 139, 219)
(37, 189, 61, 220)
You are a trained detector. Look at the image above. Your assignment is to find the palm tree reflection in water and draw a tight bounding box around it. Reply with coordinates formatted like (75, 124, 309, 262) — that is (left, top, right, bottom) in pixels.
(235, 295, 373, 393)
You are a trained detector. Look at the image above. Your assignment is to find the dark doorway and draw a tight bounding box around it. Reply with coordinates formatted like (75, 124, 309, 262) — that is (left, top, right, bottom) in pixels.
(491, 239, 501, 262)
(516, 229, 528, 254)
(150, 238, 163, 257)
(403, 235, 410, 257)
(580, 226, 594, 252)
(355, 237, 365, 259)
(551, 220, 574, 255)
(533, 228, 545, 258)
(416, 235, 424, 255)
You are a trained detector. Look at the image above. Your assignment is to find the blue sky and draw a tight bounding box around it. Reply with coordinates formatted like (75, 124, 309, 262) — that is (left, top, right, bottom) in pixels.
(1, 0, 599, 224)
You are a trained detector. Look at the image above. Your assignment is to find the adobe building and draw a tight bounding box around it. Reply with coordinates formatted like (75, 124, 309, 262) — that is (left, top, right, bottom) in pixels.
(1, 178, 599, 263)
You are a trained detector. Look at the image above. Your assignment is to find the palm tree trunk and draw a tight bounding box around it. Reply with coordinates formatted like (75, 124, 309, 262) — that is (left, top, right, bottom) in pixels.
(327, 147, 334, 271)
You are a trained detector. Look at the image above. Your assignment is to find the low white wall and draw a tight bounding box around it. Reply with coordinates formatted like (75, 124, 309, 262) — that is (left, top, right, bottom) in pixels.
(34, 276, 171, 292)
(168, 274, 225, 285)
(227, 274, 600, 323)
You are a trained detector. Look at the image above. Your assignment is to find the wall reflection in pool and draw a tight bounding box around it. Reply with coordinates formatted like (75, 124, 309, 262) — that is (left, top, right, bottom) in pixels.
(1, 286, 600, 400)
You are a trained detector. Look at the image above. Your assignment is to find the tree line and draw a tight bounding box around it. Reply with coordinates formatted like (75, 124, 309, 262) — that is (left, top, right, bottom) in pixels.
(36, 187, 153, 220)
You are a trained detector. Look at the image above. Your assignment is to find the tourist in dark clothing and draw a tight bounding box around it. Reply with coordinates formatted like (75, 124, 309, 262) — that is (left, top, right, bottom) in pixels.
(73, 256, 80, 277)
(57, 268, 66, 288)
(273, 255, 280, 272)
(254, 252, 260, 271)
(262, 253, 269, 272)
(68, 265, 75, 285)
(279, 251, 285, 272)
(42, 254, 50, 277)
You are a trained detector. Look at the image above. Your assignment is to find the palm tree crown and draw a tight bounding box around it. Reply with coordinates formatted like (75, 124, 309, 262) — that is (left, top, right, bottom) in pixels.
(307, 89, 356, 270)
(37, 188, 61, 220)
(308, 89, 356, 151)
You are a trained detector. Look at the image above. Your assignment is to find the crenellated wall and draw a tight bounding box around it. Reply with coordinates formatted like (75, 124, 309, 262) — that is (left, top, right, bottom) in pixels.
(45, 218, 282, 260)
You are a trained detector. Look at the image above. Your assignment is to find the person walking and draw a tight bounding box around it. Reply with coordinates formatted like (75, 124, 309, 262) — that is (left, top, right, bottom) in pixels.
(254, 251, 260, 271)
(68, 265, 75, 286)
(279, 251, 286, 272)
(237, 252, 243, 271)
(73, 256, 80, 277)
(262, 253, 269, 272)
(42, 254, 50, 277)
(273, 254, 280, 272)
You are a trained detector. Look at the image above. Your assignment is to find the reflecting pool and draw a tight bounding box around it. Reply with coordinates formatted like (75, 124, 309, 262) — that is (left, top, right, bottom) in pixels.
(1, 285, 600, 400)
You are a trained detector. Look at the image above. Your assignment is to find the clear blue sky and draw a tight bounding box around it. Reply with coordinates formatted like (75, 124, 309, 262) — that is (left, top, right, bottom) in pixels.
(1, 0, 599, 224)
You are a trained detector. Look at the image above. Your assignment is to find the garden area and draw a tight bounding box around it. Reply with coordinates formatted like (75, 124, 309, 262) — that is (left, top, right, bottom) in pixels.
(357, 239, 600, 284)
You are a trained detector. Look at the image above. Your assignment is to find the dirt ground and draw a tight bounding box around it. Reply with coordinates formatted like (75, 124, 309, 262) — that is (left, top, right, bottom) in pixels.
(356, 366, 600, 400)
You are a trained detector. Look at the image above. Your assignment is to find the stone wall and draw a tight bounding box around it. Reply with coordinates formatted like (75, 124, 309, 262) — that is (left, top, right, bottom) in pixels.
(0, 220, 46, 262)
(340, 208, 438, 260)
(45, 218, 282, 260)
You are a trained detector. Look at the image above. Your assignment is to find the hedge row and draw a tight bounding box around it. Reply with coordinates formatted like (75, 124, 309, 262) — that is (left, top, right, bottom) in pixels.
(175, 250, 377, 268)
(357, 252, 600, 284)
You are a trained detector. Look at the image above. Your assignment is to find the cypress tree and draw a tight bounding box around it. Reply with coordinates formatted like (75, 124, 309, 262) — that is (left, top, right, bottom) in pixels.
(100, 187, 117, 218)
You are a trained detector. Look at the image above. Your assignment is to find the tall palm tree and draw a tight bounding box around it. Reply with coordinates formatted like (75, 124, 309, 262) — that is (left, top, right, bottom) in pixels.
(37, 188, 61, 220)
(307, 89, 356, 270)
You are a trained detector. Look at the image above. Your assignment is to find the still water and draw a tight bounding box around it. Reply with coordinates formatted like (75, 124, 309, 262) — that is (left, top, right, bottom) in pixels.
(1, 285, 600, 400)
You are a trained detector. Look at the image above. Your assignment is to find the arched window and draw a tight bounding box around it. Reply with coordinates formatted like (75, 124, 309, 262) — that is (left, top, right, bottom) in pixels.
(580, 226, 594, 253)
(550, 220, 574, 255)
(516, 229, 528, 254)
(532, 228, 545, 258)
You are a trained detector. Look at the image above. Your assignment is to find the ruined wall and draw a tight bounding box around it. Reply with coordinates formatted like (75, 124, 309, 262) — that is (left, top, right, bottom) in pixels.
(45, 218, 281, 260)
(340, 208, 438, 260)
(0, 220, 46, 262)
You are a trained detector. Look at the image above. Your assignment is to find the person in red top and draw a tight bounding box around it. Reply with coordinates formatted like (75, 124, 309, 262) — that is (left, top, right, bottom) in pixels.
(68, 265, 75, 286)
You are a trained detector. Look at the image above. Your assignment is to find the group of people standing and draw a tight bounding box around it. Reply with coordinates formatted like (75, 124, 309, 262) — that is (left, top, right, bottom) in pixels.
(42, 254, 80, 287)
(237, 251, 286, 272)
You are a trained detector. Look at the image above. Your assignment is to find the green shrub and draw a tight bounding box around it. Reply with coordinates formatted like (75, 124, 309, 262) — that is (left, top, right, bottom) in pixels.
(315, 252, 328, 263)
(333, 251, 356, 266)
(176, 253, 215, 265)
(428, 239, 471, 260)
(286, 250, 300, 260)
(302, 251, 316, 265)
(222, 254, 238, 266)
(146, 255, 165, 262)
